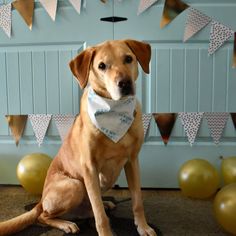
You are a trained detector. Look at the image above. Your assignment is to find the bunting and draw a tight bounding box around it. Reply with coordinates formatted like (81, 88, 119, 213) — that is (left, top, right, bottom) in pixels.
(5, 115, 27, 146)
(208, 21, 234, 55)
(231, 113, 236, 130)
(153, 113, 177, 145)
(205, 112, 229, 145)
(179, 112, 204, 146)
(137, 0, 159, 15)
(29, 114, 52, 146)
(53, 114, 75, 141)
(0, 3, 11, 38)
(183, 7, 211, 42)
(160, 0, 189, 28)
(233, 33, 236, 68)
(142, 113, 152, 138)
(12, 0, 34, 30)
(39, 0, 58, 21)
(69, 0, 82, 14)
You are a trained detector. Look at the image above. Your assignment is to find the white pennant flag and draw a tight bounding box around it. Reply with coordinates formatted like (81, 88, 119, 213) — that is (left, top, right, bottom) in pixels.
(29, 114, 52, 146)
(137, 0, 159, 15)
(53, 114, 75, 141)
(39, 0, 58, 21)
(208, 21, 234, 55)
(205, 112, 229, 145)
(69, 0, 81, 14)
(179, 112, 204, 146)
(0, 3, 11, 38)
(142, 114, 152, 138)
(184, 7, 211, 42)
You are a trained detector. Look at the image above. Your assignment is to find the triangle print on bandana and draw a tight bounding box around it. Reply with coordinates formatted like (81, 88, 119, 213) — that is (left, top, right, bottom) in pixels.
(179, 112, 203, 146)
(183, 7, 211, 42)
(205, 112, 229, 145)
(208, 21, 234, 55)
(29, 114, 52, 147)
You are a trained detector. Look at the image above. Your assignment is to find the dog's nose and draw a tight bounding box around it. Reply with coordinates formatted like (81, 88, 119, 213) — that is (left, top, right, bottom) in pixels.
(117, 80, 133, 96)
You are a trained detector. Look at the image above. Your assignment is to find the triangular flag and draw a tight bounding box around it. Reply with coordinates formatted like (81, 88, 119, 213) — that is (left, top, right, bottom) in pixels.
(160, 0, 189, 28)
(153, 113, 177, 145)
(178, 112, 204, 146)
(142, 114, 152, 138)
(69, 0, 81, 14)
(205, 112, 229, 145)
(29, 114, 52, 147)
(230, 113, 236, 129)
(39, 0, 58, 21)
(183, 7, 211, 42)
(0, 3, 11, 38)
(208, 21, 234, 55)
(137, 0, 159, 15)
(5, 115, 28, 146)
(53, 114, 75, 141)
(12, 0, 34, 30)
(233, 33, 236, 68)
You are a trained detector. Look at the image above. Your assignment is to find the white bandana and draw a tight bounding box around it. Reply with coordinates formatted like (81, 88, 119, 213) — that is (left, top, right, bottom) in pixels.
(87, 87, 136, 143)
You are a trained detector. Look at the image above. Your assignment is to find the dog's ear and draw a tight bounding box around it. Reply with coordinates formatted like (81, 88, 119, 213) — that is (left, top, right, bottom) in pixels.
(69, 48, 95, 89)
(125, 39, 151, 74)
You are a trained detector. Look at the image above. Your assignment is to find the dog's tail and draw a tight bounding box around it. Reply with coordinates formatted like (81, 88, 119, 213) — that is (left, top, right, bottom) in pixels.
(0, 202, 43, 235)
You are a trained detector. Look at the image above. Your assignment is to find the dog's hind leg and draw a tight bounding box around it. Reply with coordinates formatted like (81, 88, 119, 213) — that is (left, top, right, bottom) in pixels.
(39, 174, 87, 233)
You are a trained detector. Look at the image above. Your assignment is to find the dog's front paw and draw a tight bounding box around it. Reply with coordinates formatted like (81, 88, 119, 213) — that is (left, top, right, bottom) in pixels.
(136, 223, 157, 236)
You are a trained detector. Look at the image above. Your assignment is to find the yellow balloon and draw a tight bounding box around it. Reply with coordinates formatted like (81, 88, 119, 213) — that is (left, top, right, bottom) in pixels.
(17, 153, 52, 195)
(221, 157, 236, 185)
(213, 183, 236, 234)
(178, 159, 219, 199)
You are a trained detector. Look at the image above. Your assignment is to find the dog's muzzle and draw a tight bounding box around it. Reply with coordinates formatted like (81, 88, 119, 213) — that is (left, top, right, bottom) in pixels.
(117, 79, 134, 96)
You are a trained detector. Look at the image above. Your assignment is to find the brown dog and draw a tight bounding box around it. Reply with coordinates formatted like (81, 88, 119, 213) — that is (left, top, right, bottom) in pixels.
(0, 39, 156, 236)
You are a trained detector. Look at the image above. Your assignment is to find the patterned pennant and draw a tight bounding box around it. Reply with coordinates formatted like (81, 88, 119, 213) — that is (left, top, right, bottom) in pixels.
(183, 7, 211, 42)
(179, 112, 204, 146)
(137, 0, 159, 15)
(29, 114, 52, 147)
(39, 0, 58, 21)
(5, 115, 28, 146)
(69, 0, 81, 14)
(233, 33, 236, 68)
(153, 113, 177, 145)
(0, 3, 11, 38)
(208, 21, 234, 55)
(160, 0, 189, 28)
(12, 0, 34, 30)
(142, 114, 152, 138)
(205, 112, 229, 145)
(53, 114, 75, 141)
(230, 113, 236, 130)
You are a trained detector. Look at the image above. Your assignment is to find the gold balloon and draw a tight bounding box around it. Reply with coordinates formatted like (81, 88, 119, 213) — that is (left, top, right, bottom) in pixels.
(17, 153, 52, 195)
(213, 183, 236, 234)
(178, 159, 219, 199)
(221, 157, 236, 185)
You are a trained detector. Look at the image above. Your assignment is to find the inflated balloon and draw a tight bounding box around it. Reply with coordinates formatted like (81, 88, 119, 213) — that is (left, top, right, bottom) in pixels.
(17, 153, 52, 194)
(178, 159, 219, 199)
(221, 156, 236, 185)
(213, 183, 236, 235)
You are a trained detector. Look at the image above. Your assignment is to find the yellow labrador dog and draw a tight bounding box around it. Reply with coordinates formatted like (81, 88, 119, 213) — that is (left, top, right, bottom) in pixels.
(0, 39, 156, 236)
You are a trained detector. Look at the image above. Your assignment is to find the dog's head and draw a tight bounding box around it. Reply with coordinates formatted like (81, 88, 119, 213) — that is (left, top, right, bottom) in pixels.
(69, 39, 151, 100)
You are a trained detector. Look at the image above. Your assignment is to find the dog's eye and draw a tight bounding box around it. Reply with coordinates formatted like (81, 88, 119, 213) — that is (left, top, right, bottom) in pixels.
(98, 62, 106, 71)
(124, 55, 133, 64)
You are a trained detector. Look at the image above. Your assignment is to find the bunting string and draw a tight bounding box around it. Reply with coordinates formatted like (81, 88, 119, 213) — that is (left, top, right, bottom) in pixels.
(3, 113, 236, 147)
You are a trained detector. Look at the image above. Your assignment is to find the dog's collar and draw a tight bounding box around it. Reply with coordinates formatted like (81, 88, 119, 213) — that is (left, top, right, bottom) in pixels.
(87, 87, 136, 143)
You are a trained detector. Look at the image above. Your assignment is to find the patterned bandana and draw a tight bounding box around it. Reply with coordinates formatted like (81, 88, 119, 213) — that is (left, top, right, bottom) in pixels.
(87, 87, 136, 143)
